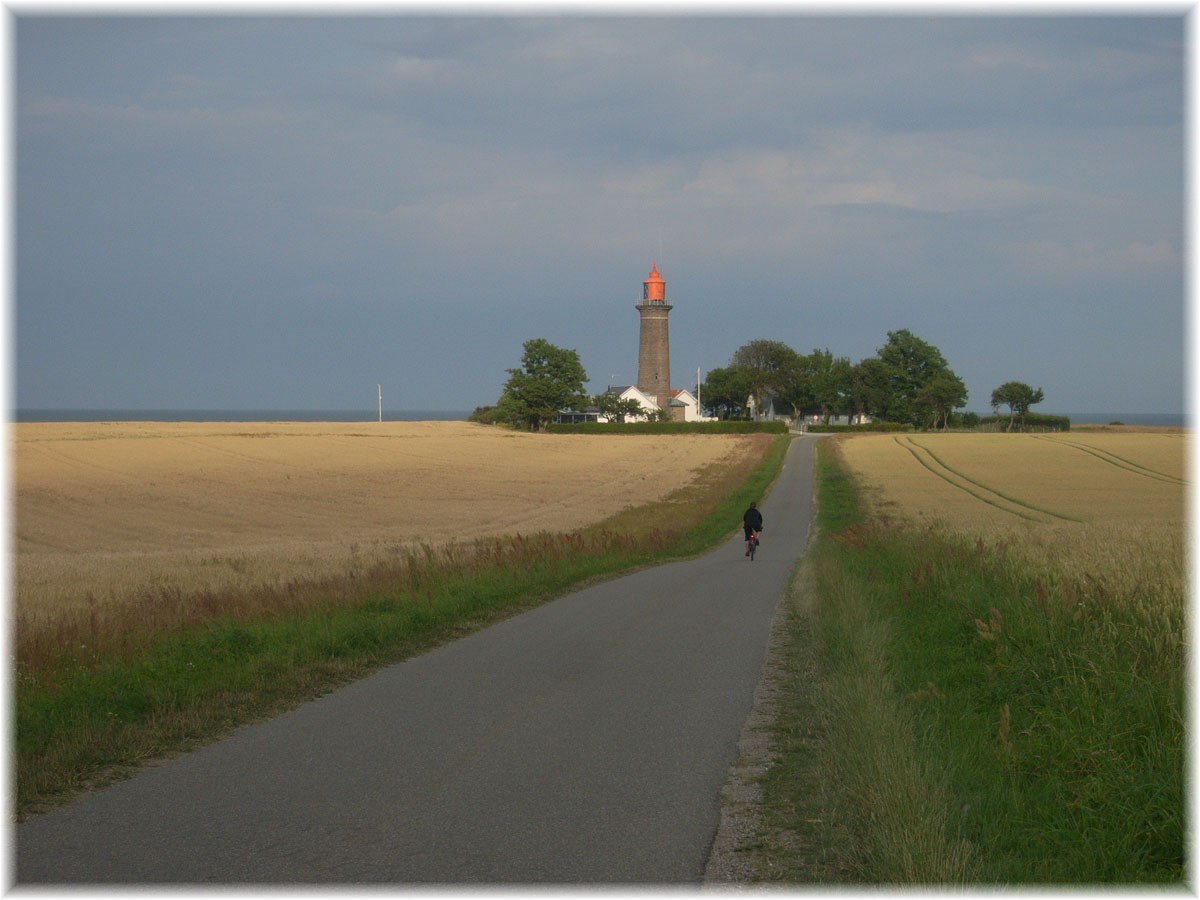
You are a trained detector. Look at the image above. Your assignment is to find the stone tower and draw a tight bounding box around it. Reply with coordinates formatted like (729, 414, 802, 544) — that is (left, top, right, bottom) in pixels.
(635, 263, 672, 409)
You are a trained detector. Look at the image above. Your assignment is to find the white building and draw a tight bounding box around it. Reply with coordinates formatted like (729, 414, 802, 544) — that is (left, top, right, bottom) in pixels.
(667, 388, 716, 423)
(590, 385, 714, 423)
(597, 385, 660, 422)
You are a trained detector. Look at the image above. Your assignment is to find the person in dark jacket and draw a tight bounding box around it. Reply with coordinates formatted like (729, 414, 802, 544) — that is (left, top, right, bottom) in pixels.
(742, 501, 763, 557)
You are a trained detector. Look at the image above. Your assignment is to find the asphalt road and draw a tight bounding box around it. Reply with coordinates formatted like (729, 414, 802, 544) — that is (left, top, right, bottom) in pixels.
(16, 435, 820, 885)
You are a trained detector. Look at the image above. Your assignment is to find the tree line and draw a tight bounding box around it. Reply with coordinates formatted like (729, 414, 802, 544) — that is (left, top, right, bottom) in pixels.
(474, 331, 1045, 432)
(703, 330, 1044, 430)
(703, 330, 964, 428)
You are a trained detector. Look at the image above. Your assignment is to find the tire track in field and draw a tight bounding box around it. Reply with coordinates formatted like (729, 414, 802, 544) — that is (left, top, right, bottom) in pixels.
(895, 437, 1082, 524)
(170, 437, 314, 472)
(1031, 435, 1188, 485)
(18, 441, 144, 483)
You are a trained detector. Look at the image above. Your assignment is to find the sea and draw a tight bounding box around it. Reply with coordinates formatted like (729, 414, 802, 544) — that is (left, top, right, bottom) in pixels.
(8, 410, 1187, 426)
(12, 409, 472, 423)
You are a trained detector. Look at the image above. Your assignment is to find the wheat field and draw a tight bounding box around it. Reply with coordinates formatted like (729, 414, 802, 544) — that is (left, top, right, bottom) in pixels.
(14, 421, 753, 618)
(836, 430, 1188, 597)
(838, 432, 1186, 527)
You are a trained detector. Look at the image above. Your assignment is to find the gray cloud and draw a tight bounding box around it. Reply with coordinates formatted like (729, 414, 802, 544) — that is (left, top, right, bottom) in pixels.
(15, 14, 1184, 414)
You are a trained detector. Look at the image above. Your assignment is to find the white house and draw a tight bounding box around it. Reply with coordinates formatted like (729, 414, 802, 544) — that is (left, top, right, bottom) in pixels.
(803, 412, 873, 427)
(593, 385, 718, 423)
(596, 385, 659, 422)
(669, 388, 716, 423)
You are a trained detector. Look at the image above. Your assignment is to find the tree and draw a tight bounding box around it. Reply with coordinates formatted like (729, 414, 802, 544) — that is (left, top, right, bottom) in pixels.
(496, 338, 588, 431)
(731, 340, 800, 419)
(701, 365, 755, 419)
(830, 355, 854, 422)
(915, 372, 968, 430)
(468, 405, 501, 425)
(780, 356, 816, 421)
(595, 392, 646, 423)
(848, 357, 890, 424)
(790, 348, 852, 425)
(990, 381, 1045, 432)
(875, 329, 961, 426)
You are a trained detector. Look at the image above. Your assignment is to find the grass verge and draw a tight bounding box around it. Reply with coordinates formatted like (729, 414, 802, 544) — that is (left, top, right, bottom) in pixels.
(17, 433, 789, 818)
(759, 438, 1185, 884)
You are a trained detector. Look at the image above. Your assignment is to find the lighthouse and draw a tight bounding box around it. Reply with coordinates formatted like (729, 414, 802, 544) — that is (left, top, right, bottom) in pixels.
(635, 263, 672, 410)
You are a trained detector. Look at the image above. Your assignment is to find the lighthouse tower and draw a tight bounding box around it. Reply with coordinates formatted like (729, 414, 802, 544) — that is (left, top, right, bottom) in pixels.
(635, 263, 673, 410)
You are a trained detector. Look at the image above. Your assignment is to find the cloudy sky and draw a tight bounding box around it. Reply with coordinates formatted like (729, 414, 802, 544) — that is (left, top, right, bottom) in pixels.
(14, 12, 1185, 415)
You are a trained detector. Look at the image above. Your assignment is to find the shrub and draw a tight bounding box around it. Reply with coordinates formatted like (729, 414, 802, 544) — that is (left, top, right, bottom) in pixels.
(468, 406, 502, 425)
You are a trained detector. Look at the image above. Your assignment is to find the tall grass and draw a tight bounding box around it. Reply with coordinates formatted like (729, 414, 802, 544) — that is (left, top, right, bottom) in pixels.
(17, 433, 787, 817)
(760, 438, 1185, 884)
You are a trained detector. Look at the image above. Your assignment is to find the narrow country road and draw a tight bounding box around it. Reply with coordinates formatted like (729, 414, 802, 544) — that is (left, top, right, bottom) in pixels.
(17, 435, 820, 884)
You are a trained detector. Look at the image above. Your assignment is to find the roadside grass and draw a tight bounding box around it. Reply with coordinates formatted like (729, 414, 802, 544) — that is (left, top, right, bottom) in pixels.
(759, 438, 1185, 884)
(17, 433, 788, 818)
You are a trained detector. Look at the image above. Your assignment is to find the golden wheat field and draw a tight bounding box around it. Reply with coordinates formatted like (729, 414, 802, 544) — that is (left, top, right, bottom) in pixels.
(838, 431, 1187, 528)
(836, 430, 1189, 593)
(14, 421, 753, 618)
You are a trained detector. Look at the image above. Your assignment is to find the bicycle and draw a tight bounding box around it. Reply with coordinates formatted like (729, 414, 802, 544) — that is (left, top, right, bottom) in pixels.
(747, 530, 760, 561)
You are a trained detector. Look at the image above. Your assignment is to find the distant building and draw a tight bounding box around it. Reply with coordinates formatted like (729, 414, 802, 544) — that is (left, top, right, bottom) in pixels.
(635, 264, 672, 413)
(588, 384, 710, 424)
(668, 388, 710, 423)
(597, 385, 658, 422)
(632, 264, 716, 423)
(801, 412, 873, 428)
(555, 263, 716, 425)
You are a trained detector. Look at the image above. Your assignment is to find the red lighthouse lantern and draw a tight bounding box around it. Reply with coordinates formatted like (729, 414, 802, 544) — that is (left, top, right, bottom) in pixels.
(642, 264, 666, 303)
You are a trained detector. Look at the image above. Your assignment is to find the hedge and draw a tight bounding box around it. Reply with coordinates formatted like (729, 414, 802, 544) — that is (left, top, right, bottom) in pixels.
(977, 412, 1072, 432)
(805, 422, 910, 434)
(545, 420, 789, 435)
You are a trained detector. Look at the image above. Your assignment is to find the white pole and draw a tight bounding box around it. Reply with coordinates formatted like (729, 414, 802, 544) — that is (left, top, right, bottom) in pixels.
(378, 384, 382, 423)
(696, 367, 701, 418)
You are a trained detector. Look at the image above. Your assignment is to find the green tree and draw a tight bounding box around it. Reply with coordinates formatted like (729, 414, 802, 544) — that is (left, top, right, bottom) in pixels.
(793, 348, 853, 424)
(875, 329, 961, 426)
(830, 355, 854, 421)
(497, 338, 588, 431)
(595, 392, 646, 423)
(847, 357, 891, 424)
(990, 381, 1045, 431)
(468, 405, 501, 425)
(780, 357, 816, 421)
(731, 339, 800, 419)
(701, 365, 755, 419)
(915, 372, 969, 430)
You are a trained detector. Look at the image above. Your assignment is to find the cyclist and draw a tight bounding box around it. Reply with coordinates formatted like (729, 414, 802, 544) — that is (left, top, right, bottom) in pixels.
(742, 501, 763, 557)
